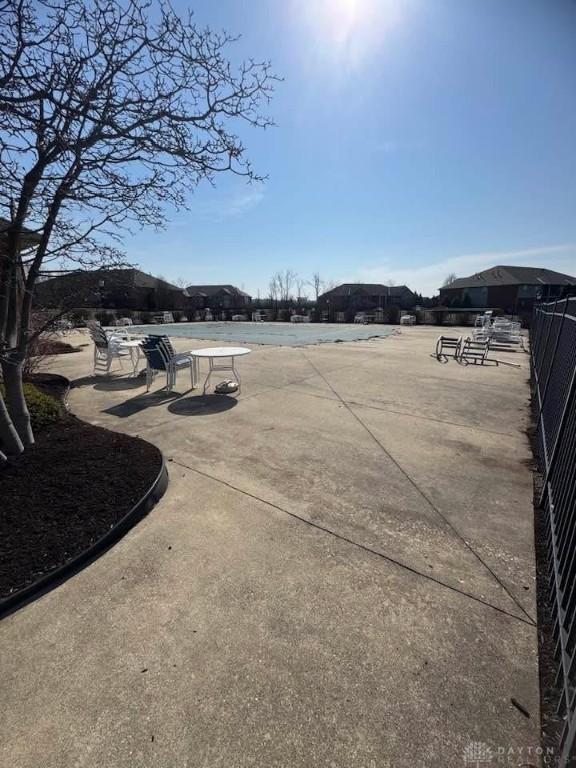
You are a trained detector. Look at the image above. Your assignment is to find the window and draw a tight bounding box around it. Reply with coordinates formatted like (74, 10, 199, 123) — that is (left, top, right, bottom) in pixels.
(462, 286, 488, 306)
(517, 284, 539, 299)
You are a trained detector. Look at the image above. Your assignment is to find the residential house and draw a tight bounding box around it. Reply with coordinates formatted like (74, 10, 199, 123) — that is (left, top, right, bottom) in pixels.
(0, 219, 42, 320)
(34, 268, 187, 313)
(183, 285, 252, 316)
(0, 217, 42, 255)
(317, 283, 417, 321)
(439, 266, 576, 316)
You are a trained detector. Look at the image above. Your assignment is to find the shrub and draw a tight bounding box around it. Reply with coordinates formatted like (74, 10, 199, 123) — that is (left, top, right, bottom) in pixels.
(0, 383, 63, 432)
(172, 310, 182, 322)
(21, 310, 60, 378)
(36, 339, 77, 356)
(139, 311, 152, 324)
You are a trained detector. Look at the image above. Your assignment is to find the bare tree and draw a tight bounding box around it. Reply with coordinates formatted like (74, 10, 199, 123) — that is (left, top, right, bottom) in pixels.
(274, 269, 297, 305)
(443, 273, 457, 287)
(295, 276, 307, 303)
(309, 272, 324, 302)
(268, 274, 279, 306)
(0, 0, 277, 458)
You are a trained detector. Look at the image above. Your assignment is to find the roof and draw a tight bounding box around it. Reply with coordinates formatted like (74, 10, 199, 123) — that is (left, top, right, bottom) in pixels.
(184, 284, 251, 299)
(319, 283, 413, 299)
(129, 270, 181, 291)
(442, 265, 576, 290)
(37, 268, 181, 291)
(0, 217, 42, 249)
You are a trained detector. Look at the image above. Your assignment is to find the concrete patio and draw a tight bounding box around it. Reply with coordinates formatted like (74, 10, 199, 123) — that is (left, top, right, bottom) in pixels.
(0, 325, 540, 768)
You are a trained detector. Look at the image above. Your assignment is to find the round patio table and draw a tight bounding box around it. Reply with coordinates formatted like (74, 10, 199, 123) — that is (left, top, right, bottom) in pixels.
(117, 339, 144, 376)
(190, 347, 251, 394)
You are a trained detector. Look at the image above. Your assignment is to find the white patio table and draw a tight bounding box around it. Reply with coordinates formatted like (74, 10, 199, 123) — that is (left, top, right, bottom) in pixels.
(117, 339, 144, 376)
(190, 347, 251, 394)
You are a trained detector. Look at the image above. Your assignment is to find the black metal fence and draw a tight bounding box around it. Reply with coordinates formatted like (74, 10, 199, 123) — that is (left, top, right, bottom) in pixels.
(532, 296, 576, 766)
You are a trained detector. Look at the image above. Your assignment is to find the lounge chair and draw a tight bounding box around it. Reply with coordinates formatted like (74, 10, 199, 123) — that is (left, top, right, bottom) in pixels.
(435, 335, 462, 362)
(459, 336, 491, 365)
(141, 335, 196, 392)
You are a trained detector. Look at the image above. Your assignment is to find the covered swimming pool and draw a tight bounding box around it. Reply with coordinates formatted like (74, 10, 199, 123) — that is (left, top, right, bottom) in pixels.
(128, 321, 396, 347)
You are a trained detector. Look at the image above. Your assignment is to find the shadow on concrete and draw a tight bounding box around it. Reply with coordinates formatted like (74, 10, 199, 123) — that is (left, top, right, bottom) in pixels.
(102, 389, 183, 418)
(72, 374, 147, 392)
(167, 394, 238, 416)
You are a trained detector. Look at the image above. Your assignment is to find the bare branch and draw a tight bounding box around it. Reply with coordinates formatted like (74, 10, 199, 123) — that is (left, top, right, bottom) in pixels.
(0, 0, 278, 450)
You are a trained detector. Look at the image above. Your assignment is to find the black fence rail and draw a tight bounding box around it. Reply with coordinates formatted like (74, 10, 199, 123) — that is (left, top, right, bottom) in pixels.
(532, 296, 576, 766)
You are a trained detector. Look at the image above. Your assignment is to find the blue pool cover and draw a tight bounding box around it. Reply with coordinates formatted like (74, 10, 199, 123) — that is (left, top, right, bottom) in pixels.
(129, 321, 395, 347)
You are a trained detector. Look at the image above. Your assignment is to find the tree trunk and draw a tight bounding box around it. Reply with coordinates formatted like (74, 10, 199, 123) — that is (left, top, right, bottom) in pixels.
(1, 358, 33, 447)
(0, 389, 24, 458)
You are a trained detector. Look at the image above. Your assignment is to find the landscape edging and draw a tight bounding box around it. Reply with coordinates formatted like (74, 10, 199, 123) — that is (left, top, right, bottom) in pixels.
(0, 456, 169, 621)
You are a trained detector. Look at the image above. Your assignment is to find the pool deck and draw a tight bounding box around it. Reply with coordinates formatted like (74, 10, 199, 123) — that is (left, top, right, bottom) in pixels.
(0, 326, 539, 768)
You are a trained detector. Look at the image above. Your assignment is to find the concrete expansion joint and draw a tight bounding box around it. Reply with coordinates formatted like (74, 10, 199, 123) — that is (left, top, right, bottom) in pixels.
(169, 456, 536, 629)
(298, 351, 537, 627)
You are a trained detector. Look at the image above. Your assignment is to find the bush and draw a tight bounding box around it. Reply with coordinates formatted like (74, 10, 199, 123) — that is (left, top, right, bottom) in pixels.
(139, 311, 152, 324)
(0, 383, 63, 432)
(36, 339, 77, 356)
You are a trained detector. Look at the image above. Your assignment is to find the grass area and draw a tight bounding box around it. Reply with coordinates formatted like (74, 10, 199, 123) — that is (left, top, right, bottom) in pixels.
(0, 382, 63, 432)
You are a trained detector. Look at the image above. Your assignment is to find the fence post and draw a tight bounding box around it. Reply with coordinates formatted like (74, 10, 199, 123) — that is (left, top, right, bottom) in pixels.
(533, 306, 541, 358)
(536, 299, 558, 379)
(532, 302, 547, 363)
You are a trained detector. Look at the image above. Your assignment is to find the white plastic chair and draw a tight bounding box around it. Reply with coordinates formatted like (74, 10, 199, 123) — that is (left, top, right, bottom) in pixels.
(88, 322, 130, 375)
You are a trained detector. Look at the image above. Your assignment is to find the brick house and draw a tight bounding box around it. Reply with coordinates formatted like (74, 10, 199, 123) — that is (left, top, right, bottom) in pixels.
(34, 268, 187, 312)
(183, 285, 252, 315)
(439, 265, 576, 317)
(317, 283, 417, 321)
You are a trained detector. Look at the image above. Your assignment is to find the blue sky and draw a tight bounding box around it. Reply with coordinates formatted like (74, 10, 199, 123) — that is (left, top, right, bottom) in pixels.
(128, 0, 576, 297)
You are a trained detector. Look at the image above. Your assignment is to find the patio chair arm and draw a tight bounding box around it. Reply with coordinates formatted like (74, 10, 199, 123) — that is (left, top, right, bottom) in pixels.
(168, 352, 195, 364)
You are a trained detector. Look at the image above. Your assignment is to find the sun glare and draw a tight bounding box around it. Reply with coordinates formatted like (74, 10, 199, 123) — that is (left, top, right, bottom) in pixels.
(295, 0, 405, 71)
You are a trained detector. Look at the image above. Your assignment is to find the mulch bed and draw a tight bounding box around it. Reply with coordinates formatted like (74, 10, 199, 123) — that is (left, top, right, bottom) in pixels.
(38, 339, 82, 355)
(26, 372, 70, 401)
(0, 415, 162, 601)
